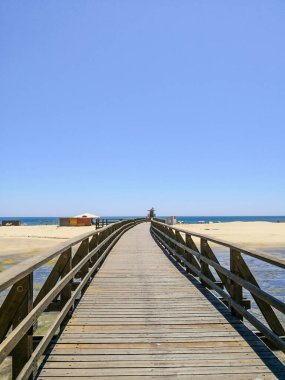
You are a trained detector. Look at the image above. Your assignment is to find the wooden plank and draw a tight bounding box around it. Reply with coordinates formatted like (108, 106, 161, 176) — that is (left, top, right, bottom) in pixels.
(36, 366, 282, 375)
(37, 375, 280, 380)
(10, 222, 143, 380)
(46, 353, 279, 361)
(43, 358, 279, 368)
(38, 223, 285, 379)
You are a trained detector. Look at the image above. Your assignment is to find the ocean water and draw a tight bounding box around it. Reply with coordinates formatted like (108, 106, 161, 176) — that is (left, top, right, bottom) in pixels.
(1, 215, 285, 225)
(0, 217, 60, 225)
(0, 216, 142, 226)
(173, 215, 285, 224)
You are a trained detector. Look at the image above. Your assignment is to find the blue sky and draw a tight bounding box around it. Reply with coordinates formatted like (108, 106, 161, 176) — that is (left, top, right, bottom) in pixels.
(0, 1, 284, 216)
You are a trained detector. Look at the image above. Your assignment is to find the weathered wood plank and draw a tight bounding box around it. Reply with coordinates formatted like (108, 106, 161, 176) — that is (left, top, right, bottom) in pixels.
(37, 375, 280, 380)
(38, 223, 285, 379)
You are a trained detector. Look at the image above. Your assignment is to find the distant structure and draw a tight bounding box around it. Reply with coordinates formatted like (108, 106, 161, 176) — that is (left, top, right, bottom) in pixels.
(59, 212, 100, 227)
(147, 208, 156, 221)
(166, 216, 177, 225)
(1, 220, 21, 226)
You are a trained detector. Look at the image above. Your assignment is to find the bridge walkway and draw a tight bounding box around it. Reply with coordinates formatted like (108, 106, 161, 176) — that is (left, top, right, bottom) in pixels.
(37, 223, 285, 379)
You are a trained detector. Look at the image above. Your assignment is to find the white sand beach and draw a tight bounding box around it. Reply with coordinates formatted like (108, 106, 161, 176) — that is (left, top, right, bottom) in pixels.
(175, 221, 285, 249)
(0, 225, 96, 269)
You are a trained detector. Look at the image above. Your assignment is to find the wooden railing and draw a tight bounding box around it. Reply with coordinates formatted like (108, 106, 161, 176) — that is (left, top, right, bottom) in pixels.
(95, 218, 124, 229)
(0, 218, 144, 380)
(152, 217, 166, 223)
(151, 220, 285, 353)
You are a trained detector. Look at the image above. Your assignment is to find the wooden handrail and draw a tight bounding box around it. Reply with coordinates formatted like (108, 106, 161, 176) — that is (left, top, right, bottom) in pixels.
(0, 218, 145, 379)
(0, 220, 137, 292)
(152, 221, 285, 269)
(152, 226, 285, 313)
(151, 220, 285, 353)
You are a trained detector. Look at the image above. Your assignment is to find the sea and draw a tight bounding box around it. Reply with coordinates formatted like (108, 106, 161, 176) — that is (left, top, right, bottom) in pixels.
(1, 215, 285, 225)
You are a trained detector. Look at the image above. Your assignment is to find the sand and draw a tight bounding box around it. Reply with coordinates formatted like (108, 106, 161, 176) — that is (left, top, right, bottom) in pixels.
(0, 225, 96, 240)
(0, 222, 284, 261)
(175, 221, 285, 250)
(0, 225, 96, 270)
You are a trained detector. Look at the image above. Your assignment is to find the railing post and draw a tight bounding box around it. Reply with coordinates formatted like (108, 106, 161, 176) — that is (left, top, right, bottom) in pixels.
(185, 234, 200, 276)
(175, 231, 185, 265)
(167, 227, 176, 250)
(79, 239, 90, 294)
(12, 274, 33, 380)
(200, 238, 209, 286)
(60, 248, 72, 307)
(200, 239, 219, 289)
(230, 248, 243, 320)
(80, 238, 90, 276)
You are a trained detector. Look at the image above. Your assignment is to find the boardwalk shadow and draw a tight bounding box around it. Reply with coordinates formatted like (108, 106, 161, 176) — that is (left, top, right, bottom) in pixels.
(151, 231, 285, 379)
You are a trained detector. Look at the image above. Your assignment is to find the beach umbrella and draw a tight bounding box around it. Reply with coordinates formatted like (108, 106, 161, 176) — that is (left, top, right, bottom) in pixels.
(74, 213, 100, 219)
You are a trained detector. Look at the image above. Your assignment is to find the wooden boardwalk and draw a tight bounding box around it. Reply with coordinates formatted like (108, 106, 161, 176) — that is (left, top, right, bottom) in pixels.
(38, 223, 285, 379)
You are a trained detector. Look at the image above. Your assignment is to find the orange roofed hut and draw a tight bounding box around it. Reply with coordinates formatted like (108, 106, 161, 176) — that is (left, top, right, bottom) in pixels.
(59, 213, 100, 227)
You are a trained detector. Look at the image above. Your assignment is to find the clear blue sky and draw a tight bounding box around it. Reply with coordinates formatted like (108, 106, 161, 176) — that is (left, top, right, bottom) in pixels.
(0, 1, 284, 216)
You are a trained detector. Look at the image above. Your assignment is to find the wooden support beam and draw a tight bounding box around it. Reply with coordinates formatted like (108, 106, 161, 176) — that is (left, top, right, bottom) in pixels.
(73, 238, 89, 279)
(12, 274, 33, 380)
(185, 234, 201, 276)
(201, 241, 232, 293)
(218, 297, 250, 309)
(0, 281, 27, 342)
(215, 281, 224, 289)
(236, 254, 285, 336)
(175, 231, 186, 265)
(89, 234, 98, 252)
(229, 249, 244, 320)
(89, 235, 99, 267)
(166, 227, 176, 249)
(60, 248, 72, 308)
(34, 253, 69, 308)
(200, 239, 217, 287)
(253, 332, 285, 351)
(45, 300, 62, 312)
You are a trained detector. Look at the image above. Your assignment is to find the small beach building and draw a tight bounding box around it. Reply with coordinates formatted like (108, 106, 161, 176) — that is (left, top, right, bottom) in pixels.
(59, 213, 100, 227)
(1, 220, 21, 226)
